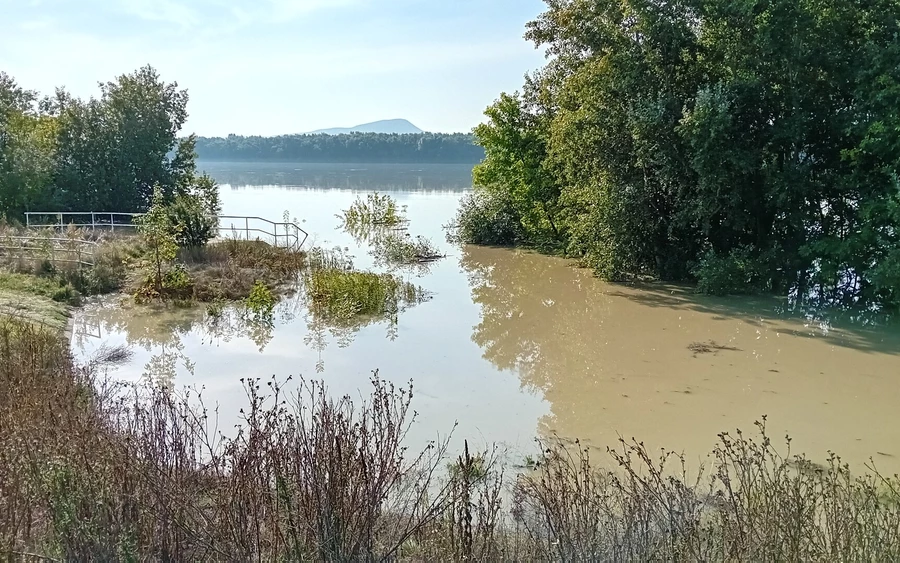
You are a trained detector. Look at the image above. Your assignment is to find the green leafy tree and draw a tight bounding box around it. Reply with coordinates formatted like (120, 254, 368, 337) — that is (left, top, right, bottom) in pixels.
(473, 91, 561, 244)
(167, 174, 221, 248)
(0, 73, 57, 218)
(455, 0, 900, 307)
(135, 187, 181, 295)
(53, 65, 192, 212)
(194, 132, 484, 163)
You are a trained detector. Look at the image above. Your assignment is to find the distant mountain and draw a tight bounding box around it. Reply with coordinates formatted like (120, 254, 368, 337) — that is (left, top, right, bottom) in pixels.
(309, 119, 424, 135)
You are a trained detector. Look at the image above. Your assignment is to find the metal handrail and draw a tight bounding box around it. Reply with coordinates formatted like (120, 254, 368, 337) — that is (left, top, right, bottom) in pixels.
(24, 211, 140, 231)
(23, 211, 310, 249)
(0, 236, 99, 267)
(219, 215, 309, 250)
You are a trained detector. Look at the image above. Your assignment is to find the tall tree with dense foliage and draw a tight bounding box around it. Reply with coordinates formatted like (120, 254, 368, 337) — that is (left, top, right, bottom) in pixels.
(454, 0, 900, 307)
(52, 65, 195, 212)
(0, 73, 57, 217)
(0, 66, 212, 221)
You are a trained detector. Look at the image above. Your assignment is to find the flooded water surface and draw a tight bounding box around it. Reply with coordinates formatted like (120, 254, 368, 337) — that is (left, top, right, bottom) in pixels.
(72, 162, 900, 472)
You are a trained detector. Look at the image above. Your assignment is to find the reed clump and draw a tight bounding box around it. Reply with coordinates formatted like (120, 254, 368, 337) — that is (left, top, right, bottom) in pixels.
(2, 318, 899, 561)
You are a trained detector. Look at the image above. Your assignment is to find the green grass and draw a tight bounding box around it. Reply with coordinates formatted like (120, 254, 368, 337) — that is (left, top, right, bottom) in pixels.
(306, 267, 428, 323)
(0, 273, 72, 331)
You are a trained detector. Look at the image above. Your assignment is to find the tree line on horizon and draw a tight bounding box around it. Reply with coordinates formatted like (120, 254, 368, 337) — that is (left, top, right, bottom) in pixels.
(452, 0, 900, 308)
(193, 132, 485, 164)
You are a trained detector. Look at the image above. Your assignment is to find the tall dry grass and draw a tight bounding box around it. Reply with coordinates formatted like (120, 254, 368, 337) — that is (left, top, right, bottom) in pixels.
(1, 318, 899, 561)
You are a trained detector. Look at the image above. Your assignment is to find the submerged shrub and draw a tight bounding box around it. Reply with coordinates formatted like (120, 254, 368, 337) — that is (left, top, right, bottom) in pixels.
(245, 280, 276, 318)
(694, 246, 770, 296)
(340, 192, 405, 229)
(371, 232, 443, 267)
(446, 190, 524, 246)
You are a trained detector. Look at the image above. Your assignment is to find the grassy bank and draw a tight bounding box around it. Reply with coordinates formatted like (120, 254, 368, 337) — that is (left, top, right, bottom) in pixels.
(0, 223, 307, 307)
(2, 318, 898, 561)
(173, 238, 306, 302)
(0, 272, 71, 331)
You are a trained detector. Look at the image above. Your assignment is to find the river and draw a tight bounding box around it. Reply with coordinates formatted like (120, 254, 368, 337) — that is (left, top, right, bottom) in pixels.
(71, 162, 900, 473)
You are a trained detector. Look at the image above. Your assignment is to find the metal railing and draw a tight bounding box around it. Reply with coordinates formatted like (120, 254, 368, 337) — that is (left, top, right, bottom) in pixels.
(25, 211, 141, 231)
(218, 216, 309, 250)
(24, 211, 309, 250)
(0, 235, 99, 267)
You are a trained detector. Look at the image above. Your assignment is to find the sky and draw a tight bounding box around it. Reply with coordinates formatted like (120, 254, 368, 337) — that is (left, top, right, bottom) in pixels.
(1, 0, 549, 136)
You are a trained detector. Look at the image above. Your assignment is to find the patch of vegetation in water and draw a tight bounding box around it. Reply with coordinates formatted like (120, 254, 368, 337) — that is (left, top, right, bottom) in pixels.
(371, 232, 444, 268)
(298, 247, 431, 370)
(245, 281, 276, 318)
(339, 193, 446, 272)
(339, 192, 406, 229)
(306, 267, 429, 323)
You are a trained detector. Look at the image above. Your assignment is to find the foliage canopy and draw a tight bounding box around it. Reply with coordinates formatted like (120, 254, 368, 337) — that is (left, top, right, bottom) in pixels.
(454, 0, 900, 308)
(0, 66, 206, 217)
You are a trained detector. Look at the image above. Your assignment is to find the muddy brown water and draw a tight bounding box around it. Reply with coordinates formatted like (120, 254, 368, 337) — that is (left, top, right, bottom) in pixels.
(71, 162, 900, 473)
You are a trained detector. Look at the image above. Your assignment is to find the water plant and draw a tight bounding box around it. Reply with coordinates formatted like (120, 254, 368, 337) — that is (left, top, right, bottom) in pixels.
(371, 231, 444, 268)
(339, 192, 406, 229)
(305, 267, 428, 324)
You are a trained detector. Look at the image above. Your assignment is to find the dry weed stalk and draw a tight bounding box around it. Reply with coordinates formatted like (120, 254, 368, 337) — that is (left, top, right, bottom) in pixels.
(2, 318, 899, 561)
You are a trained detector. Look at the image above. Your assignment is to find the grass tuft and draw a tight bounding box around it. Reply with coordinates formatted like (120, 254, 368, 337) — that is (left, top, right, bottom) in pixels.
(306, 267, 429, 323)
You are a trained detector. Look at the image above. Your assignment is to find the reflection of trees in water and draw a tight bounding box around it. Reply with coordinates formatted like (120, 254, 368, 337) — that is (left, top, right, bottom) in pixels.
(76, 299, 302, 383)
(301, 307, 410, 373)
(461, 245, 900, 446)
(460, 247, 609, 394)
(74, 301, 202, 386)
(76, 281, 427, 379)
(142, 340, 194, 388)
(74, 301, 197, 352)
(202, 304, 290, 353)
(341, 223, 437, 279)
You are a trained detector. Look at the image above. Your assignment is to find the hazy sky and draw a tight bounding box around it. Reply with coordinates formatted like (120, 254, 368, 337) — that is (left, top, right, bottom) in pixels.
(1, 0, 549, 136)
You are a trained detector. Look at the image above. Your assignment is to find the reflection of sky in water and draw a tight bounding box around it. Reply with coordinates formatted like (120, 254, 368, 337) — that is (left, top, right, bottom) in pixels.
(74, 171, 547, 457)
(72, 164, 900, 473)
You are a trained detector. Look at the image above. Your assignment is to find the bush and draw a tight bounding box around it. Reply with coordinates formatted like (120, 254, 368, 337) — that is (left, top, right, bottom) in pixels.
(305, 265, 428, 323)
(245, 280, 276, 318)
(371, 232, 443, 267)
(694, 246, 770, 296)
(167, 194, 218, 248)
(446, 190, 524, 246)
(340, 192, 405, 228)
